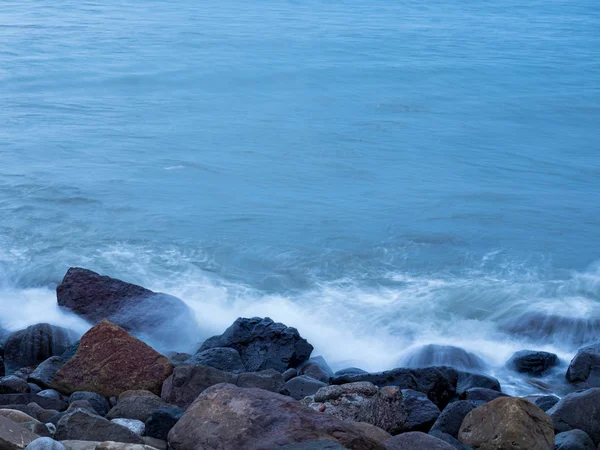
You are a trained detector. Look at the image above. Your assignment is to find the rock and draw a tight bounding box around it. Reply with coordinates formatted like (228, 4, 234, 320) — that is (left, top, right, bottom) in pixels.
(199, 317, 313, 372)
(285, 375, 328, 400)
(278, 443, 348, 450)
(458, 397, 553, 450)
(506, 350, 559, 375)
(566, 344, 600, 388)
(51, 321, 173, 397)
(331, 366, 458, 408)
(0, 357, 5, 377)
(534, 395, 560, 412)
(430, 400, 479, 438)
(13, 368, 36, 381)
(167, 383, 385, 449)
(298, 356, 333, 383)
(60, 443, 157, 450)
(55, 408, 144, 444)
(23, 404, 60, 423)
(142, 437, 166, 450)
(235, 369, 286, 393)
(110, 418, 145, 436)
(68, 392, 110, 417)
(459, 387, 508, 403)
(36, 391, 63, 402)
(160, 364, 235, 408)
(428, 430, 472, 450)
(24, 438, 66, 450)
(283, 368, 297, 382)
(384, 431, 456, 449)
(548, 388, 600, 445)
(28, 358, 66, 390)
(455, 371, 500, 395)
(65, 400, 97, 416)
(0, 415, 40, 449)
(334, 367, 368, 377)
(3, 325, 75, 375)
(398, 345, 486, 371)
(185, 347, 245, 373)
(352, 423, 392, 444)
(144, 407, 184, 441)
(0, 409, 50, 437)
(398, 389, 441, 433)
(0, 394, 66, 411)
(0, 376, 31, 394)
(56, 268, 198, 351)
(106, 391, 170, 422)
(163, 352, 191, 367)
(27, 385, 41, 395)
(555, 430, 595, 450)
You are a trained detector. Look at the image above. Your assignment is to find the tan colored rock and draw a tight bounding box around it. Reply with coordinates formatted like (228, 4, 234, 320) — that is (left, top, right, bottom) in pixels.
(51, 321, 173, 397)
(0, 415, 40, 450)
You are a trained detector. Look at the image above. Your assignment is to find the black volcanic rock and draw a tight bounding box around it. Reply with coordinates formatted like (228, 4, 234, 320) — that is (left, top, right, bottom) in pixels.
(506, 350, 559, 375)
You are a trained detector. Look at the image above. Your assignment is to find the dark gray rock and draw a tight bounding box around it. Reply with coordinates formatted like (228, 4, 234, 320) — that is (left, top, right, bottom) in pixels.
(534, 395, 560, 412)
(298, 356, 333, 383)
(3, 324, 75, 374)
(384, 431, 455, 449)
(199, 316, 313, 372)
(278, 442, 348, 450)
(0, 393, 66, 411)
(548, 388, 600, 445)
(144, 407, 184, 441)
(555, 429, 595, 450)
(69, 391, 110, 416)
(235, 369, 286, 393)
(0, 375, 31, 394)
(164, 352, 192, 366)
(430, 400, 479, 438)
(286, 375, 327, 400)
(459, 387, 508, 403)
(398, 345, 486, 371)
(456, 371, 501, 395)
(506, 350, 559, 375)
(106, 391, 170, 421)
(331, 366, 458, 408)
(400, 389, 441, 433)
(65, 399, 98, 415)
(111, 418, 145, 436)
(566, 344, 600, 388)
(54, 408, 144, 443)
(28, 357, 66, 389)
(28, 384, 42, 394)
(37, 390, 63, 401)
(283, 368, 297, 382)
(21, 403, 60, 423)
(185, 347, 245, 373)
(24, 437, 67, 450)
(334, 367, 368, 377)
(428, 430, 472, 450)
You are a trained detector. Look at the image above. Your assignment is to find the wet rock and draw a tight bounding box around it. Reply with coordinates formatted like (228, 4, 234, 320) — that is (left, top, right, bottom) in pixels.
(0, 415, 40, 449)
(105, 391, 170, 422)
(285, 375, 327, 400)
(235, 369, 286, 393)
(110, 418, 145, 436)
(548, 388, 600, 445)
(555, 429, 595, 450)
(566, 343, 600, 388)
(160, 364, 235, 408)
(331, 366, 458, 408)
(334, 367, 368, 377)
(55, 408, 144, 444)
(3, 324, 75, 375)
(283, 368, 297, 382)
(69, 392, 110, 417)
(199, 316, 313, 372)
(28, 358, 66, 390)
(430, 400, 479, 438)
(428, 430, 472, 450)
(144, 407, 184, 441)
(458, 397, 553, 450)
(459, 387, 508, 403)
(534, 394, 560, 412)
(56, 267, 198, 350)
(51, 320, 173, 397)
(24, 438, 67, 450)
(185, 347, 245, 373)
(506, 350, 559, 375)
(455, 371, 500, 395)
(167, 383, 385, 449)
(0, 376, 31, 394)
(398, 345, 486, 371)
(384, 431, 456, 449)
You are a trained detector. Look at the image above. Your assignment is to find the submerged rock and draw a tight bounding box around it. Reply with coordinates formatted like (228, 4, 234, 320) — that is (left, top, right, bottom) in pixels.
(398, 345, 486, 372)
(506, 350, 559, 375)
(51, 320, 173, 397)
(199, 316, 313, 372)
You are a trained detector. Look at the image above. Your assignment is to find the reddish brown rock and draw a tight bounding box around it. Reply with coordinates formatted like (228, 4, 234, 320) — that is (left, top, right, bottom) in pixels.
(51, 321, 173, 397)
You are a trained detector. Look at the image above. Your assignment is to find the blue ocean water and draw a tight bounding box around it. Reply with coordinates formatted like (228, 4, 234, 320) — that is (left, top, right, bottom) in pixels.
(1, 0, 599, 391)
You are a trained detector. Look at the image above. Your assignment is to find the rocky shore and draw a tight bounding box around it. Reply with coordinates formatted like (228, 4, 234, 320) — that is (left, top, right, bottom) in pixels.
(0, 268, 599, 449)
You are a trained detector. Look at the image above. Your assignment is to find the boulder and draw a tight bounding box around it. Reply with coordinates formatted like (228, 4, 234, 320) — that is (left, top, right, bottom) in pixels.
(28, 358, 66, 390)
(548, 388, 600, 445)
(3, 325, 75, 374)
(430, 400, 479, 438)
(566, 344, 600, 388)
(458, 397, 554, 450)
(27, 385, 41, 395)
(163, 352, 191, 367)
(330, 366, 457, 408)
(199, 317, 313, 372)
(105, 391, 170, 422)
(110, 418, 145, 436)
(24, 438, 66, 450)
(68, 392, 110, 417)
(298, 357, 333, 383)
(333, 368, 367, 377)
(56, 268, 198, 351)
(0, 415, 40, 449)
(144, 407, 184, 441)
(506, 350, 559, 375)
(0, 394, 66, 411)
(428, 430, 472, 450)
(167, 383, 385, 449)
(0, 409, 50, 437)
(235, 369, 286, 393)
(384, 431, 456, 449)
(55, 408, 144, 444)
(455, 371, 500, 395)
(36, 390, 63, 402)
(555, 430, 595, 450)
(283, 368, 298, 382)
(185, 347, 245, 373)
(351, 423, 392, 444)
(398, 345, 486, 371)
(533, 395, 560, 412)
(51, 321, 173, 397)
(160, 365, 235, 408)
(278, 443, 348, 450)
(21, 403, 60, 424)
(0, 376, 31, 394)
(459, 387, 508, 403)
(286, 375, 327, 400)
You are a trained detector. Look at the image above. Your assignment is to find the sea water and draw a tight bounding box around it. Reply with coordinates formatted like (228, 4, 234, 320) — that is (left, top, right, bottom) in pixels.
(1, 0, 599, 394)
